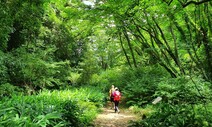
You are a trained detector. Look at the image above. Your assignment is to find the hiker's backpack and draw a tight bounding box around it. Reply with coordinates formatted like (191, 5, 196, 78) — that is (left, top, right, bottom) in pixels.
(113, 91, 121, 101)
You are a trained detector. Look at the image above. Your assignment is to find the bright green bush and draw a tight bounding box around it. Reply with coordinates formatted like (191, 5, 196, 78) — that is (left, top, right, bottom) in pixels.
(127, 76, 212, 127)
(89, 67, 123, 90)
(154, 76, 212, 104)
(123, 79, 157, 106)
(90, 65, 168, 95)
(0, 87, 105, 126)
(129, 103, 212, 127)
(5, 46, 71, 90)
(122, 66, 168, 106)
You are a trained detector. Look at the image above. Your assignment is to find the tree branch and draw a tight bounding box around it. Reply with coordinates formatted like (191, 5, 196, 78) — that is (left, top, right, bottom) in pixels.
(182, 0, 211, 8)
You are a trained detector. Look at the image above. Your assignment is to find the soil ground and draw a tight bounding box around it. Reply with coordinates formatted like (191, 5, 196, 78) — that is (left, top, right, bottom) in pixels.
(90, 102, 140, 127)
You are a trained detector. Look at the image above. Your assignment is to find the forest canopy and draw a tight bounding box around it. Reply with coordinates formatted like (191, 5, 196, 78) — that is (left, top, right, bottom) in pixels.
(1, 0, 211, 87)
(0, 0, 212, 126)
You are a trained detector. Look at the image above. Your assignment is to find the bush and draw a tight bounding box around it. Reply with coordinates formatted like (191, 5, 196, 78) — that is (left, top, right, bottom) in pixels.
(0, 51, 9, 84)
(122, 65, 168, 106)
(154, 76, 212, 104)
(0, 83, 24, 99)
(5, 46, 71, 90)
(0, 86, 105, 126)
(123, 79, 156, 106)
(90, 65, 168, 95)
(127, 76, 212, 127)
(129, 103, 212, 127)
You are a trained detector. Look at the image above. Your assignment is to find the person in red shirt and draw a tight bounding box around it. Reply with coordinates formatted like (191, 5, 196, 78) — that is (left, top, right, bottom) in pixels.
(113, 87, 121, 113)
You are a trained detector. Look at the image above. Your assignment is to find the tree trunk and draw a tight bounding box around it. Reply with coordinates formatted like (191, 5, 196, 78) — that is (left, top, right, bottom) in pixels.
(122, 26, 137, 68)
(119, 31, 132, 67)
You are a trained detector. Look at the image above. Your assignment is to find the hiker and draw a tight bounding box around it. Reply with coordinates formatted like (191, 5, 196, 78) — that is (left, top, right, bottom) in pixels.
(113, 87, 121, 113)
(109, 85, 115, 109)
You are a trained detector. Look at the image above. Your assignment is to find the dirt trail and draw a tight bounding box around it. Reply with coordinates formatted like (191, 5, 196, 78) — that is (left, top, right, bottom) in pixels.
(91, 105, 139, 127)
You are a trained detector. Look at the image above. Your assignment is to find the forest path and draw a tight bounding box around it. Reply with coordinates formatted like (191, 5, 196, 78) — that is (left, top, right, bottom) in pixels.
(91, 103, 140, 127)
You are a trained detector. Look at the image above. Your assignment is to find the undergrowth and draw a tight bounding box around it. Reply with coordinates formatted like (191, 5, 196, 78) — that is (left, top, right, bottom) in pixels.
(0, 86, 105, 127)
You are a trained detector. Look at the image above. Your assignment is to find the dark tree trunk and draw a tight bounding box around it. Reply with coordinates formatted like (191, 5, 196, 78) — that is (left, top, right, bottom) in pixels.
(122, 26, 137, 68)
(119, 32, 132, 67)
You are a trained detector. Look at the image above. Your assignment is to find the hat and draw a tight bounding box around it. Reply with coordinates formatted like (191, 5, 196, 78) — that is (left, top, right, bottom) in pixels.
(115, 87, 118, 90)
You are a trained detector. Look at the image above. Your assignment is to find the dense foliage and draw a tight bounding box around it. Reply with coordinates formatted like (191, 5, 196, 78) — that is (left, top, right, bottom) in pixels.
(0, 0, 212, 126)
(0, 86, 105, 126)
(125, 70, 212, 126)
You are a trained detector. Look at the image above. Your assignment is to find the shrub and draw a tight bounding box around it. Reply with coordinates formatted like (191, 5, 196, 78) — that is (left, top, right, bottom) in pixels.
(0, 86, 105, 126)
(128, 76, 212, 127)
(122, 65, 168, 106)
(154, 76, 212, 104)
(129, 103, 212, 127)
(5, 46, 71, 90)
(0, 51, 9, 84)
(0, 83, 24, 99)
